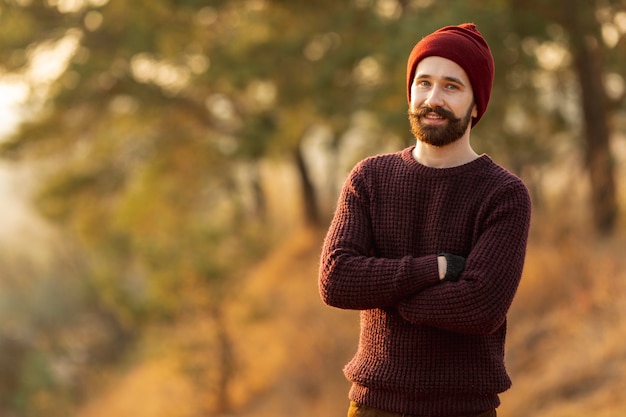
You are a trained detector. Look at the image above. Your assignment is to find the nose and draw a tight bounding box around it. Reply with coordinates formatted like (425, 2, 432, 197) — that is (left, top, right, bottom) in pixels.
(423, 87, 444, 108)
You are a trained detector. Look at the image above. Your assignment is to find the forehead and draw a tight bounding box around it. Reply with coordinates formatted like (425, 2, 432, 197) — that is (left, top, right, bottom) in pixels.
(414, 56, 471, 86)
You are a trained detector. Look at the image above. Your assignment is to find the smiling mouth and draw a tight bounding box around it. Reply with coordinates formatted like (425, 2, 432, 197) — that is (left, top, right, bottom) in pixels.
(414, 106, 455, 121)
(422, 112, 447, 123)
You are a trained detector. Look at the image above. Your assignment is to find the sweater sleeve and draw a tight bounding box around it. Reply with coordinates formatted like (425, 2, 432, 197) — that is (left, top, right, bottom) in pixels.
(318, 165, 440, 311)
(397, 180, 531, 334)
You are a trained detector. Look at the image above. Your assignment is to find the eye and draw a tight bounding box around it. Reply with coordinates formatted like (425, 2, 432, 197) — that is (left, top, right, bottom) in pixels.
(415, 79, 430, 88)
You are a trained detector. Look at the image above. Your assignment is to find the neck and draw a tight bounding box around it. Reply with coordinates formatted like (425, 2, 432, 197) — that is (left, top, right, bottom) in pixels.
(412, 134, 479, 168)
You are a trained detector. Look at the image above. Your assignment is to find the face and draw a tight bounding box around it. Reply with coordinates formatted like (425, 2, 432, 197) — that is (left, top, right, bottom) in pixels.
(408, 56, 477, 147)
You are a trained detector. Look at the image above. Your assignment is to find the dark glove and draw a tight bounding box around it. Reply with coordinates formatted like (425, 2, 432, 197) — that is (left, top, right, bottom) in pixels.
(439, 253, 466, 281)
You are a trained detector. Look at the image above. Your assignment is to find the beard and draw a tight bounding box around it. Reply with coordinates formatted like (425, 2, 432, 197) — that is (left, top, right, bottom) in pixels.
(408, 103, 474, 147)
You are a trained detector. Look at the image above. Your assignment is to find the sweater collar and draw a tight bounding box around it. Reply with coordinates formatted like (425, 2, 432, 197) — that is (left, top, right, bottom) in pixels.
(401, 146, 492, 177)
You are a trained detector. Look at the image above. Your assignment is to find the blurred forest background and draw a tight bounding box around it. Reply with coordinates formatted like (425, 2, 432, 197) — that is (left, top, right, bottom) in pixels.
(0, 0, 626, 416)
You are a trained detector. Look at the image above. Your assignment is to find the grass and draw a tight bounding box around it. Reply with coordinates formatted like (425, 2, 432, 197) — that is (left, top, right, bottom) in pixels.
(500, 215, 626, 417)
(74, 217, 626, 417)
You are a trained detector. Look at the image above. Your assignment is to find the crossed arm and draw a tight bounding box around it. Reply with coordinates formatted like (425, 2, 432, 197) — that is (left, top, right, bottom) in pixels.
(319, 183, 531, 335)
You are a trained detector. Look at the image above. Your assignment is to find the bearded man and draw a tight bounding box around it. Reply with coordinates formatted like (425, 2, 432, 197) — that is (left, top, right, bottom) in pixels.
(319, 23, 532, 417)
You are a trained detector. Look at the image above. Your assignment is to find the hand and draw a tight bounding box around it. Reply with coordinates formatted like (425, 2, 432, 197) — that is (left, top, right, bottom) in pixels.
(438, 253, 466, 281)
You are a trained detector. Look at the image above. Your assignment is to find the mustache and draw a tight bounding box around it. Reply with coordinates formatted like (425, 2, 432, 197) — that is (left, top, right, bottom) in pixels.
(409, 106, 460, 122)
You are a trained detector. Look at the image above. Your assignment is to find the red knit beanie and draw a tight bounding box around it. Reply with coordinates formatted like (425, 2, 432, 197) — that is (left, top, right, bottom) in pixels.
(406, 23, 494, 127)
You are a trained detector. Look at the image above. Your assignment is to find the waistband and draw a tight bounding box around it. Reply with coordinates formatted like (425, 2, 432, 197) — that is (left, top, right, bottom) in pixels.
(348, 401, 497, 417)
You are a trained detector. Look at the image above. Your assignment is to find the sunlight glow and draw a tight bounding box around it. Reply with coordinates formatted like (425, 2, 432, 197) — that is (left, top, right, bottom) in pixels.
(186, 54, 210, 75)
(0, 80, 29, 139)
(605, 73, 625, 101)
(130, 53, 191, 95)
(303, 33, 341, 62)
(376, 0, 402, 20)
(206, 94, 236, 122)
(246, 0, 267, 11)
(0, 29, 81, 140)
(84, 10, 104, 31)
(615, 11, 626, 33)
(602, 23, 620, 48)
(247, 80, 276, 109)
(534, 41, 570, 70)
(46, 0, 84, 13)
(109, 95, 139, 115)
(196, 7, 218, 26)
(503, 105, 529, 135)
(353, 56, 382, 87)
(27, 29, 82, 85)
(45, 0, 109, 13)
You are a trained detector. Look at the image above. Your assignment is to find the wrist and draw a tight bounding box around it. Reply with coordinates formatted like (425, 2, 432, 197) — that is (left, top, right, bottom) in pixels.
(437, 255, 446, 280)
(438, 253, 466, 281)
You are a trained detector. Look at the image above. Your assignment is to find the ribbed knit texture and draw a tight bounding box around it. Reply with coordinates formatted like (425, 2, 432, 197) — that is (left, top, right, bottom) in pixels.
(319, 147, 531, 416)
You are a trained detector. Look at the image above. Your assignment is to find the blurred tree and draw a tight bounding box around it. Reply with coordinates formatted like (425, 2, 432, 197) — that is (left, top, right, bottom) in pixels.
(0, 0, 268, 413)
(508, 0, 625, 235)
(0, 243, 133, 417)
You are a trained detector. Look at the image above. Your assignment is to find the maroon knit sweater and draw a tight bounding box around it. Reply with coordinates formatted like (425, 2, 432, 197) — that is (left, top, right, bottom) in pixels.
(319, 147, 531, 416)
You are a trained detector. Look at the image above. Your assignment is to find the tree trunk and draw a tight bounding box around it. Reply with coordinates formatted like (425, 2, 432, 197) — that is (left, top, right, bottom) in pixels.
(211, 305, 234, 413)
(251, 161, 267, 220)
(567, 12, 617, 235)
(294, 145, 321, 226)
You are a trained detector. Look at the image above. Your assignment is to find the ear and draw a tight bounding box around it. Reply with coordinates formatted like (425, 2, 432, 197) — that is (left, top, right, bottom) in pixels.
(471, 103, 478, 119)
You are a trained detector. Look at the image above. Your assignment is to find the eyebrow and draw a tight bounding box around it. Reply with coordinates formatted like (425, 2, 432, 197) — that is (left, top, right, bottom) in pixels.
(415, 73, 466, 87)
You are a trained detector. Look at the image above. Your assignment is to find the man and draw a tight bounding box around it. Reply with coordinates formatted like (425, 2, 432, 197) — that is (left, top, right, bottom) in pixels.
(319, 23, 531, 417)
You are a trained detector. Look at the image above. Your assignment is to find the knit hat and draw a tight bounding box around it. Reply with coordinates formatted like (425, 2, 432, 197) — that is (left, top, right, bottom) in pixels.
(406, 23, 494, 127)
